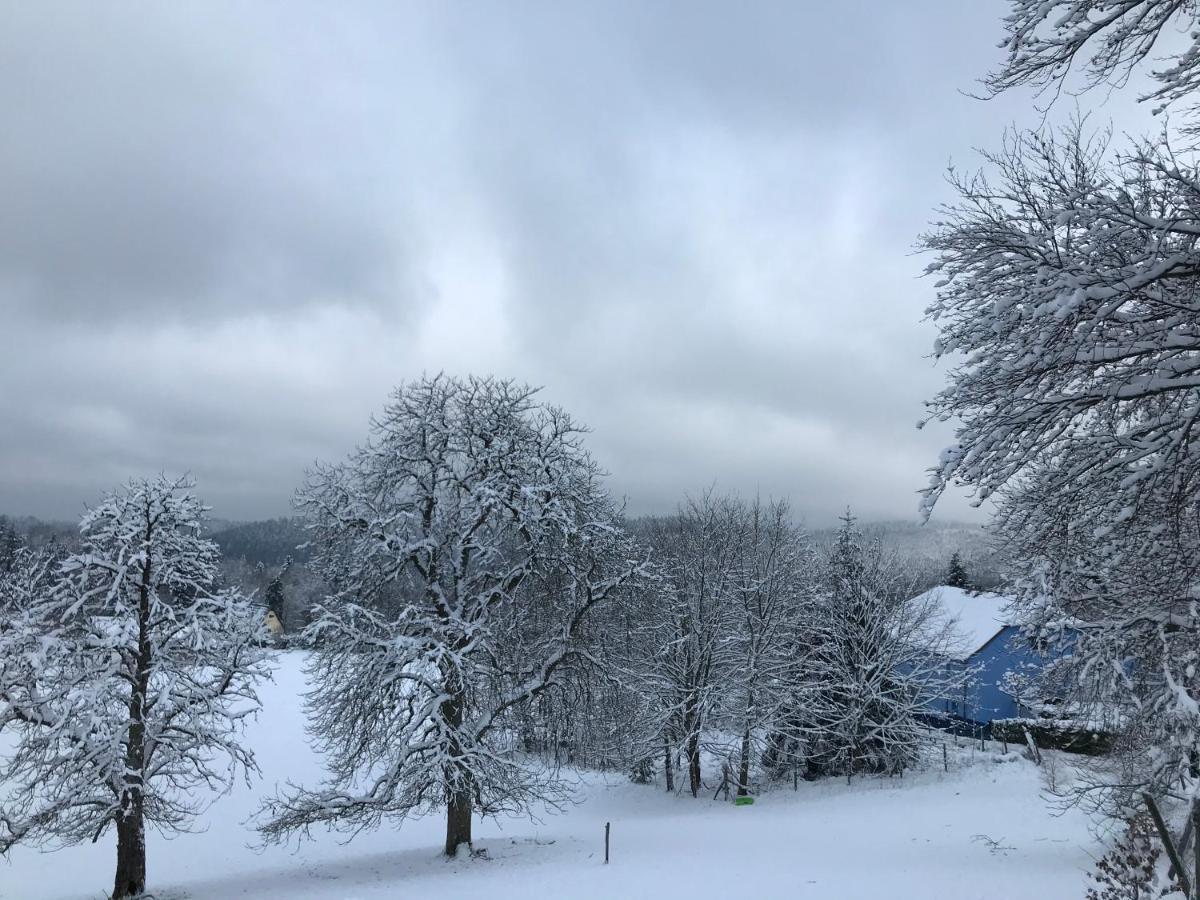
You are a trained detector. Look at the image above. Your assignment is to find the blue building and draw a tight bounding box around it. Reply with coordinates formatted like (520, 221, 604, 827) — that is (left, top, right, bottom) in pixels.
(912, 586, 1065, 726)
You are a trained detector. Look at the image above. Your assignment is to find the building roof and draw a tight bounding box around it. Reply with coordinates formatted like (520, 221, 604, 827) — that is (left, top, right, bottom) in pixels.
(911, 585, 1015, 662)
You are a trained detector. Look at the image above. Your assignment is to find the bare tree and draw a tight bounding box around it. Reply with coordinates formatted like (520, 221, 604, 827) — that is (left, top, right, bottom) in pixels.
(632, 495, 747, 797)
(726, 499, 815, 796)
(986, 0, 1200, 114)
(921, 116, 1200, 817)
(257, 375, 646, 857)
(920, 121, 1200, 533)
(0, 476, 268, 899)
(620, 494, 826, 798)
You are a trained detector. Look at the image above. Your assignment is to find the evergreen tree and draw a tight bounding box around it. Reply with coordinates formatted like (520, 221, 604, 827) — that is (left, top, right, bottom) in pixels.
(0, 519, 22, 573)
(264, 573, 286, 629)
(804, 513, 962, 781)
(944, 552, 970, 590)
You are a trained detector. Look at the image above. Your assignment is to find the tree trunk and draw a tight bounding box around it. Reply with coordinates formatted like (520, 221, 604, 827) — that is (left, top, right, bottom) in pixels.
(1191, 798, 1200, 900)
(441, 663, 472, 857)
(687, 730, 701, 798)
(737, 721, 752, 797)
(113, 524, 153, 898)
(444, 788, 472, 857)
(112, 810, 146, 899)
(663, 733, 674, 793)
(736, 688, 754, 796)
(683, 691, 702, 798)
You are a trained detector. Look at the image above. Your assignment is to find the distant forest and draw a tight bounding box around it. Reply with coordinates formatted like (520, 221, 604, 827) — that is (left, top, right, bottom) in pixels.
(0, 510, 1001, 637)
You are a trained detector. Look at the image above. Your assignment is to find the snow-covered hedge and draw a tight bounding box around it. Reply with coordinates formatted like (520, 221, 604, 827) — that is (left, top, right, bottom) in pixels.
(991, 718, 1113, 757)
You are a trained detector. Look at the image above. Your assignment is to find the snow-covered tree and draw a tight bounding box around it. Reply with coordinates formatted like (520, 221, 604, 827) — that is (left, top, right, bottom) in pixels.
(257, 375, 646, 857)
(921, 117, 1200, 814)
(802, 514, 960, 781)
(618, 495, 823, 798)
(629, 495, 748, 797)
(560, 527, 667, 784)
(920, 120, 1200, 533)
(0, 518, 23, 573)
(945, 552, 971, 591)
(264, 571, 287, 630)
(0, 475, 268, 899)
(1000, 485, 1200, 816)
(987, 0, 1200, 115)
(725, 498, 815, 796)
(0, 545, 57, 638)
(492, 533, 652, 775)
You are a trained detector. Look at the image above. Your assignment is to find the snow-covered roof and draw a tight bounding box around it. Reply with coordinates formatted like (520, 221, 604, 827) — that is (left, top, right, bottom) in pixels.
(911, 585, 1015, 662)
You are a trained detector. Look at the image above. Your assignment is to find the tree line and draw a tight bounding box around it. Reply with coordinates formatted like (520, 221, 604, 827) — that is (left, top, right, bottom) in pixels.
(0, 375, 969, 899)
(17, 3, 1200, 895)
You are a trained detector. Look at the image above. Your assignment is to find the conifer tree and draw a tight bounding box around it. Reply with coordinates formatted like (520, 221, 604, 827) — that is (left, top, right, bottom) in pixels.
(944, 552, 970, 591)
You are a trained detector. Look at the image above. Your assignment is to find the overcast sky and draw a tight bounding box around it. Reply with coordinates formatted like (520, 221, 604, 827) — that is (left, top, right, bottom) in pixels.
(0, 1, 1159, 524)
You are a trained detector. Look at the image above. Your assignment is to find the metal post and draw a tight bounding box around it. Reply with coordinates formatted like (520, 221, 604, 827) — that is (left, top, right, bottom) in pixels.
(605, 821, 610, 865)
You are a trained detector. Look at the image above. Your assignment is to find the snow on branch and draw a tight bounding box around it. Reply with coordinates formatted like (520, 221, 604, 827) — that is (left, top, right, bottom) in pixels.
(256, 375, 648, 856)
(0, 476, 269, 898)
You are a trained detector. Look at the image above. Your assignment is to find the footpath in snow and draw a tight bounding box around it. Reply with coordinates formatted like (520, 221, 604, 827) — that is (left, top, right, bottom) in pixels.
(1, 653, 1098, 900)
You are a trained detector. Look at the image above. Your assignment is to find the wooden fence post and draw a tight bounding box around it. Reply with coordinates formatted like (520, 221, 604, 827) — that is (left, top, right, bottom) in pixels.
(605, 821, 610, 865)
(1169, 812, 1195, 885)
(1192, 800, 1199, 900)
(1023, 728, 1042, 766)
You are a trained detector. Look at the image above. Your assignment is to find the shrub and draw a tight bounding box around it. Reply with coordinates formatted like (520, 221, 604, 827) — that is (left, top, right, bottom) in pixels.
(992, 718, 1114, 756)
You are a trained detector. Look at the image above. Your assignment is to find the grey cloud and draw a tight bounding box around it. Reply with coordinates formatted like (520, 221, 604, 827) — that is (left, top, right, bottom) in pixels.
(0, 3, 419, 321)
(0, 0, 1159, 525)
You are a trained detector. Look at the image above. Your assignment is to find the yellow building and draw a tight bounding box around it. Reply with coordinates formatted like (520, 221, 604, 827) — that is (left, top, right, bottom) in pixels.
(263, 609, 284, 641)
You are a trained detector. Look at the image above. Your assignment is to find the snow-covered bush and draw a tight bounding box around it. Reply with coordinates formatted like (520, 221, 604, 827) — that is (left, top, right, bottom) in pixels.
(992, 719, 1115, 757)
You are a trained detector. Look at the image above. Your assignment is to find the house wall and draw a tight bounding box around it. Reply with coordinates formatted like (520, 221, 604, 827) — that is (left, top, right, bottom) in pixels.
(955, 626, 1071, 725)
(963, 626, 1031, 722)
(923, 627, 1054, 724)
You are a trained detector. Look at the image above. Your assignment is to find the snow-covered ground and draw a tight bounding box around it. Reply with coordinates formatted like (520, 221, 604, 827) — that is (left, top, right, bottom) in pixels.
(2, 652, 1099, 900)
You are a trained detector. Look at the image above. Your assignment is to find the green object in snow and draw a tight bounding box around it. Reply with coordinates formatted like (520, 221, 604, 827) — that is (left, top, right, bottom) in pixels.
(734, 796, 754, 806)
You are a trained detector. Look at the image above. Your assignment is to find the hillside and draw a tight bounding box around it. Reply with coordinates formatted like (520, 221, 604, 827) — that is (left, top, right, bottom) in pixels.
(0, 651, 1097, 900)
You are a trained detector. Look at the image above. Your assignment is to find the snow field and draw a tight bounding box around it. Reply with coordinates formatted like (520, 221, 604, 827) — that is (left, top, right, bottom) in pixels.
(1, 652, 1098, 900)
